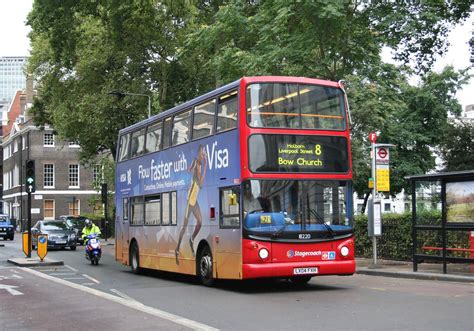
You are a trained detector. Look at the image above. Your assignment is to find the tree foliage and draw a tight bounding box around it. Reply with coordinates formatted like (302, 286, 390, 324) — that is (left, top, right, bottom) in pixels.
(26, 0, 472, 198)
(438, 120, 474, 171)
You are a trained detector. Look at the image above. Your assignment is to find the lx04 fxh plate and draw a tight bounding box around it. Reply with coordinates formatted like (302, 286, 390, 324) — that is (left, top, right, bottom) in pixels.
(293, 267, 318, 275)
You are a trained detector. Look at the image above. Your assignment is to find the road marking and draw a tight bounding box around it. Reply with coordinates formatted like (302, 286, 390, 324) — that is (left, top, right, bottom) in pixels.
(0, 284, 23, 296)
(0, 274, 22, 280)
(65, 265, 78, 272)
(82, 282, 96, 286)
(82, 274, 100, 284)
(50, 273, 77, 276)
(63, 277, 85, 280)
(110, 289, 138, 302)
(22, 268, 219, 331)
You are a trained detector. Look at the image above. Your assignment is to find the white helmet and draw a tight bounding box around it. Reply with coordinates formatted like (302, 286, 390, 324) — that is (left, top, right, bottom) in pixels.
(85, 219, 91, 226)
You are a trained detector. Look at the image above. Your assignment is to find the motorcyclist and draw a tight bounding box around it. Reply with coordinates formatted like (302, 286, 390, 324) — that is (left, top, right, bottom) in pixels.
(82, 219, 101, 242)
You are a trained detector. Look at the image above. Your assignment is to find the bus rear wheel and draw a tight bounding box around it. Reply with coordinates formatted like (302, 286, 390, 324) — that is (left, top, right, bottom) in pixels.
(130, 242, 141, 274)
(198, 246, 214, 287)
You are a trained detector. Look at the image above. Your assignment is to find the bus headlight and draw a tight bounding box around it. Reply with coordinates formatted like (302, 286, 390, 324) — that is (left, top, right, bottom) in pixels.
(340, 246, 350, 257)
(258, 248, 269, 260)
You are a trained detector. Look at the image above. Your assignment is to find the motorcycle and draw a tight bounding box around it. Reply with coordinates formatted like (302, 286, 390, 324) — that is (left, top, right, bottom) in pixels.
(84, 234, 102, 265)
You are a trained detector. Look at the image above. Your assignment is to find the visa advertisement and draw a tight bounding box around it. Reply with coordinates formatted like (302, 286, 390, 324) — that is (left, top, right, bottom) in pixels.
(117, 130, 240, 196)
(115, 129, 241, 276)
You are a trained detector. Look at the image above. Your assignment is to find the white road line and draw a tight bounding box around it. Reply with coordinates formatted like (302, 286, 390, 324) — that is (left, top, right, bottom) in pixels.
(110, 289, 138, 302)
(22, 267, 219, 331)
(63, 277, 85, 280)
(0, 284, 23, 296)
(50, 273, 77, 276)
(82, 282, 96, 286)
(82, 274, 100, 284)
(64, 265, 78, 272)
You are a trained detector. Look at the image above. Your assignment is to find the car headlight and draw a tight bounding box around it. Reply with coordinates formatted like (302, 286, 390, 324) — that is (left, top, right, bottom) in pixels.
(258, 248, 269, 260)
(340, 246, 350, 257)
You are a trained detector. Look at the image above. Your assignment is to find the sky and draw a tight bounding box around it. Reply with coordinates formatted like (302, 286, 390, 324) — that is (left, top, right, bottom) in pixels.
(0, 1, 472, 110)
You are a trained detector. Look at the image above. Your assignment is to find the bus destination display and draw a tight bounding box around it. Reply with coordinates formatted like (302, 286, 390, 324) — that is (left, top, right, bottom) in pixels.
(249, 134, 349, 173)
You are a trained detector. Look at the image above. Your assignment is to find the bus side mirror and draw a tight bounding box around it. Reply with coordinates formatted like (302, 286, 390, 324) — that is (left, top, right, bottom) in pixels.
(228, 193, 237, 206)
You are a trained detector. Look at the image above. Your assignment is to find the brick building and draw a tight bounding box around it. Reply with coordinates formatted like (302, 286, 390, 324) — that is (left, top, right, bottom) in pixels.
(1, 83, 101, 228)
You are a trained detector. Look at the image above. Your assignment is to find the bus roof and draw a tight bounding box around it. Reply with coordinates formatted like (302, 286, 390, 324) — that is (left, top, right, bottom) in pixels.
(119, 76, 341, 135)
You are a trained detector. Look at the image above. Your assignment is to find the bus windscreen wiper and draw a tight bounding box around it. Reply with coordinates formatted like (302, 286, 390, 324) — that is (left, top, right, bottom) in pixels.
(309, 209, 334, 237)
(271, 213, 294, 239)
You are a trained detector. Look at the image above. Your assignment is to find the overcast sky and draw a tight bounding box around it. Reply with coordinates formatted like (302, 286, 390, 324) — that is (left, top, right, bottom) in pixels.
(0, 1, 472, 109)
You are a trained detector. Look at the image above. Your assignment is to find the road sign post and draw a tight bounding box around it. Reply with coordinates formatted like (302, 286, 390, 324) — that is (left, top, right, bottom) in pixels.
(37, 234, 48, 261)
(368, 135, 395, 267)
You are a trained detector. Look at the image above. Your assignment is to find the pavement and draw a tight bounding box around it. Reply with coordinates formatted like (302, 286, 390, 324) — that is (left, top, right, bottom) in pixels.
(356, 257, 474, 283)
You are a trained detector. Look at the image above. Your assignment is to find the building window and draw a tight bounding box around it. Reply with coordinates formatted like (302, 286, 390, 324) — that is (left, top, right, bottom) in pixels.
(44, 133, 55, 147)
(93, 164, 102, 183)
(69, 164, 79, 188)
(44, 199, 55, 219)
(68, 199, 80, 216)
(384, 203, 391, 212)
(44, 164, 55, 188)
(22, 136, 27, 150)
(13, 140, 18, 153)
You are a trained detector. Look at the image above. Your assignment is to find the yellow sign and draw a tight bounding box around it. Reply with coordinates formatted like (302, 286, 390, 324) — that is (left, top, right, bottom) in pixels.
(37, 234, 48, 261)
(368, 178, 374, 189)
(260, 215, 271, 224)
(376, 168, 390, 192)
(22, 232, 30, 257)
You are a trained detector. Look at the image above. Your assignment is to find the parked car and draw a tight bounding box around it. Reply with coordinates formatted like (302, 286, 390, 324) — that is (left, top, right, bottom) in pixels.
(31, 220, 77, 250)
(0, 214, 14, 240)
(60, 215, 88, 245)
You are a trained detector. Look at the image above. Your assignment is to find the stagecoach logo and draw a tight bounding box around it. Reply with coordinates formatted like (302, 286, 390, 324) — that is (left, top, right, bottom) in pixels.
(287, 250, 322, 258)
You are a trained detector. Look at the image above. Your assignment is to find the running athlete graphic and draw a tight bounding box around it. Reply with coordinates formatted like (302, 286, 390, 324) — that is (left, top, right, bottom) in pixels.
(175, 145, 207, 264)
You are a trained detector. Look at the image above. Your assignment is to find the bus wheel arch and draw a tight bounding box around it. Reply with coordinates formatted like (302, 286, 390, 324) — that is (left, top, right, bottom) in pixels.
(129, 239, 141, 274)
(195, 240, 215, 287)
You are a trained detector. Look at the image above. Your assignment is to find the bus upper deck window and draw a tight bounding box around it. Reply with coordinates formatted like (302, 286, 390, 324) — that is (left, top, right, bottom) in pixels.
(118, 134, 130, 162)
(172, 110, 192, 146)
(145, 121, 162, 153)
(299, 85, 345, 130)
(193, 100, 216, 140)
(217, 91, 238, 133)
(130, 128, 146, 158)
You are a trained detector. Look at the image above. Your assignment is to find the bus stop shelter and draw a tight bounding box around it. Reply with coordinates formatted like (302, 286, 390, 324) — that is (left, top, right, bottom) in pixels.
(407, 171, 474, 274)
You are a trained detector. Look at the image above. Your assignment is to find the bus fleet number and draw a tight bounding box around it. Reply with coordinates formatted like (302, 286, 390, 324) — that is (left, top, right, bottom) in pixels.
(298, 233, 311, 239)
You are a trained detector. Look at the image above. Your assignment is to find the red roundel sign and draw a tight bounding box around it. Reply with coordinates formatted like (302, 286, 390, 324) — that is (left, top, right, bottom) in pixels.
(368, 132, 377, 143)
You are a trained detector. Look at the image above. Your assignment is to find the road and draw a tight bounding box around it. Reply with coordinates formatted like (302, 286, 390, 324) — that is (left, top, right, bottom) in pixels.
(1, 236, 473, 330)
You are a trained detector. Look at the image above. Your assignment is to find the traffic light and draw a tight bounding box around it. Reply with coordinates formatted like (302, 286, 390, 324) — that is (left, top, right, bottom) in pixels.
(25, 160, 35, 193)
(101, 183, 108, 203)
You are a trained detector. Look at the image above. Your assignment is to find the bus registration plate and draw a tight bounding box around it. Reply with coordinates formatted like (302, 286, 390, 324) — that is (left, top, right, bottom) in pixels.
(293, 267, 318, 275)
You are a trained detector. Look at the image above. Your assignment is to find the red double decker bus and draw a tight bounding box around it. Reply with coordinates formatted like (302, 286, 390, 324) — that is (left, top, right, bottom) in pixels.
(115, 76, 355, 286)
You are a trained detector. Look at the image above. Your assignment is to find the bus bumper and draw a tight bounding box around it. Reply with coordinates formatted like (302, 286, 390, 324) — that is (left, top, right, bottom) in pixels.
(242, 260, 356, 279)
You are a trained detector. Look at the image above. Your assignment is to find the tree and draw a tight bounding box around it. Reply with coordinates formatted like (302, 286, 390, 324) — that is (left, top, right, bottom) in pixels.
(438, 121, 474, 171)
(27, 0, 472, 175)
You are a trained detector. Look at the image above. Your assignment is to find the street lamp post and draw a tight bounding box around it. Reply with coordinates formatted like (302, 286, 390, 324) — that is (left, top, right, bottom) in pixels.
(108, 91, 151, 118)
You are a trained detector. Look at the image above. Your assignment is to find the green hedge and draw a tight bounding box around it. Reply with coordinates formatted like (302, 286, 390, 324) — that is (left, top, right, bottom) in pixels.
(354, 211, 470, 261)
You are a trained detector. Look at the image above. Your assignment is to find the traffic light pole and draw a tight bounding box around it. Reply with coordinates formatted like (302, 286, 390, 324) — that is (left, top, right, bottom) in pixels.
(27, 192, 32, 258)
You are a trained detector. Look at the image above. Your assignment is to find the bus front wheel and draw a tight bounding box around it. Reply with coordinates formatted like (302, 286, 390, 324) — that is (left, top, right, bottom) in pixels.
(198, 246, 215, 287)
(130, 242, 141, 274)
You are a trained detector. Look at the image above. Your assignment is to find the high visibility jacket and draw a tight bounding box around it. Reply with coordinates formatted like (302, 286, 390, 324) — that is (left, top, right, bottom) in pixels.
(82, 224, 101, 240)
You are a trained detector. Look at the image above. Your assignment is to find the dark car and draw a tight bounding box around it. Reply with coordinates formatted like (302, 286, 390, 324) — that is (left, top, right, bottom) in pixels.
(0, 214, 15, 240)
(60, 215, 88, 245)
(32, 220, 77, 250)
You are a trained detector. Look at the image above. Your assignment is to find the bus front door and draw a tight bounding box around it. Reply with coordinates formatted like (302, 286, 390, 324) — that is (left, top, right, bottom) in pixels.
(215, 187, 242, 279)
